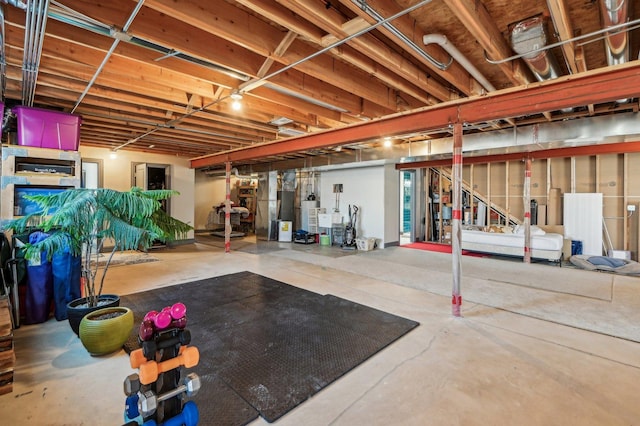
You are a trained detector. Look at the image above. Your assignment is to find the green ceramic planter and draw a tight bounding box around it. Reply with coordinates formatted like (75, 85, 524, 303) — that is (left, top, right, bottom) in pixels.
(79, 306, 134, 356)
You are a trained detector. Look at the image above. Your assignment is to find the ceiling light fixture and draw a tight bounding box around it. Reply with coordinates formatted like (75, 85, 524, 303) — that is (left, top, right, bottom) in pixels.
(109, 150, 118, 159)
(383, 137, 392, 148)
(230, 91, 243, 111)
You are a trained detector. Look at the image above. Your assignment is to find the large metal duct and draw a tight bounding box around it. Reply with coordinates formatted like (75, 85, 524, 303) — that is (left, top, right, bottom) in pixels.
(600, 0, 629, 66)
(510, 16, 562, 82)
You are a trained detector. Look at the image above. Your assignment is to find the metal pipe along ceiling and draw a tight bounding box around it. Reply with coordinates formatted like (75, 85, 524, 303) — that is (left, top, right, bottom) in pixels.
(114, 0, 433, 151)
(239, 0, 435, 93)
(423, 34, 496, 93)
(22, 0, 50, 106)
(47, 2, 249, 82)
(600, 0, 629, 66)
(352, 0, 451, 71)
(71, 0, 145, 112)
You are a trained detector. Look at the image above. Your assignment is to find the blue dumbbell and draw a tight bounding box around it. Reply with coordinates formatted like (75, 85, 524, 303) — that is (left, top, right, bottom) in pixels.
(142, 401, 199, 426)
(124, 394, 143, 424)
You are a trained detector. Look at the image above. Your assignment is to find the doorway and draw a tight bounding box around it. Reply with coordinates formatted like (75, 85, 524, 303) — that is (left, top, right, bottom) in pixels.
(400, 169, 426, 245)
(133, 163, 171, 212)
(81, 158, 103, 189)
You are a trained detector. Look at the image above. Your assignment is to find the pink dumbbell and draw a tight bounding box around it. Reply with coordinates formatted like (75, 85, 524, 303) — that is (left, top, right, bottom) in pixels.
(143, 309, 172, 330)
(170, 302, 186, 320)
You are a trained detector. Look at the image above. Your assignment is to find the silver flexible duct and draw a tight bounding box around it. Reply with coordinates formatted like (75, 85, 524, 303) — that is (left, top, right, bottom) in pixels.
(600, 0, 629, 66)
(511, 16, 562, 82)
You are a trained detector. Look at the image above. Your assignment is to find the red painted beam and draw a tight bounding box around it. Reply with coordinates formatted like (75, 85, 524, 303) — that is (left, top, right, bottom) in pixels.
(396, 140, 640, 169)
(191, 62, 640, 169)
(190, 106, 458, 168)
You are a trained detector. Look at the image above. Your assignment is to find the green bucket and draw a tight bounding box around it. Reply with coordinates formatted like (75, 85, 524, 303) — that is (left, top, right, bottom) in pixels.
(320, 234, 330, 246)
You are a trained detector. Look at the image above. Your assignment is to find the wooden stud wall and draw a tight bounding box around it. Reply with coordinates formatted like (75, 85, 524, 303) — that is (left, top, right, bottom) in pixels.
(461, 152, 640, 260)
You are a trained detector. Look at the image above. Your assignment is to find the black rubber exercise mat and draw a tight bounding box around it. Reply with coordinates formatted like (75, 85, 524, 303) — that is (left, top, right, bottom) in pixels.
(121, 271, 419, 424)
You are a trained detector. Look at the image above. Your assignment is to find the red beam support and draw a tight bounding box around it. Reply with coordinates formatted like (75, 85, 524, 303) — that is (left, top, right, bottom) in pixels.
(396, 141, 640, 170)
(225, 161, 231, 253)
(452, 123, 463, 317)
(192, 63, 640, 169)
(523, 157, 532, 264)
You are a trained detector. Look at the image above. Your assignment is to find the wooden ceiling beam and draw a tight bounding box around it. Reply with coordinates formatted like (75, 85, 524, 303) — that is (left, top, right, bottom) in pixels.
(7, 40, 332, 134)
(24, 4, 371, 121)
(546, 0, 578, 73)
(546, 0, 595, 114)
(338, 0, 478, 96)
(245, 0, 447, 103)
(442, 0, 533, 86)
(141, 0, 399, 114)
(6, 63, 280, 139)
(5, 67, 279, 143)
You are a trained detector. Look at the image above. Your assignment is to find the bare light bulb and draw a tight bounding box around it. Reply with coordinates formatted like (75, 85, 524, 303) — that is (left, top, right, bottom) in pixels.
(230, 91, 243, 111)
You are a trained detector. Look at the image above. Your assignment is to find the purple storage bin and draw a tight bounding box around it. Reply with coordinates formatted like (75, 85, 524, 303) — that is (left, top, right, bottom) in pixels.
(14, 105, 81, 151)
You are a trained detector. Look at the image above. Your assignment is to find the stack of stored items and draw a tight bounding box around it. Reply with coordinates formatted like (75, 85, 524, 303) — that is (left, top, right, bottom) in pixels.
(123, 302, 200, 425)
(294, 230, 316, 244)
(0, 298, 15, 395)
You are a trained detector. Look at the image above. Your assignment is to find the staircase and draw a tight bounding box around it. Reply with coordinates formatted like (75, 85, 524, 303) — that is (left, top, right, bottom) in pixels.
(433, 167, 521, 226)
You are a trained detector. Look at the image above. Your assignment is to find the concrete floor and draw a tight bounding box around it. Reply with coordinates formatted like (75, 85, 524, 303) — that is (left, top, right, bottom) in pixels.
(1, 235, 640, 425)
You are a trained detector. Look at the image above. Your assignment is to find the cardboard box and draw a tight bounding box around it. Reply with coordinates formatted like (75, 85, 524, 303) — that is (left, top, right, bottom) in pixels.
(443, 225, 452, 242)
(608, 250, 631, 260)
(356, 237, 376, 251)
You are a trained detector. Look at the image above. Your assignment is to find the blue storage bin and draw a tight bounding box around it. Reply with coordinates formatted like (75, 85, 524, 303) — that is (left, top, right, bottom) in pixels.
(571, 240, 583, 256)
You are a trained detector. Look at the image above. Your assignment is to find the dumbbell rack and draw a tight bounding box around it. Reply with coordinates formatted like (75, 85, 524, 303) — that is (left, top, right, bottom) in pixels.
(123, 303, 200, 425)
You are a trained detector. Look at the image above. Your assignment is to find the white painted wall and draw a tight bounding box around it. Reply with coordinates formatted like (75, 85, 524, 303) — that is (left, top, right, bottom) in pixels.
(78, 146, 195, 237)
(76, 147, 402, 244)
(319, 166, 393, 246)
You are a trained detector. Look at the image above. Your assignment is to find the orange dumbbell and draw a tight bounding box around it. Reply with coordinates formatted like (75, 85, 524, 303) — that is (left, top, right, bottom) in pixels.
(130, 348, 146, 369)
(130, 345, 186, 369)
(139, 346, 199, 385)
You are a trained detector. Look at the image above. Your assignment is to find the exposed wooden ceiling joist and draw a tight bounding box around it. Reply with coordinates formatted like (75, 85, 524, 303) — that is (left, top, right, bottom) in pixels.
(0, 0, 636, 164)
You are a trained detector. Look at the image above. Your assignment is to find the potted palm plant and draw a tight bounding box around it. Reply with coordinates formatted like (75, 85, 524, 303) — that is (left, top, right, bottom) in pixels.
(7, 187, 192, 341)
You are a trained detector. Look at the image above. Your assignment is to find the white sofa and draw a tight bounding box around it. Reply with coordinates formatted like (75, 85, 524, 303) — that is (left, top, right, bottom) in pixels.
(461, 225, 564, 262)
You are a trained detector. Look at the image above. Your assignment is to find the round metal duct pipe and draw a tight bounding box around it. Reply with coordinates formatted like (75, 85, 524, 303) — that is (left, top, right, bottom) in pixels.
(600, 0, 629, 66)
